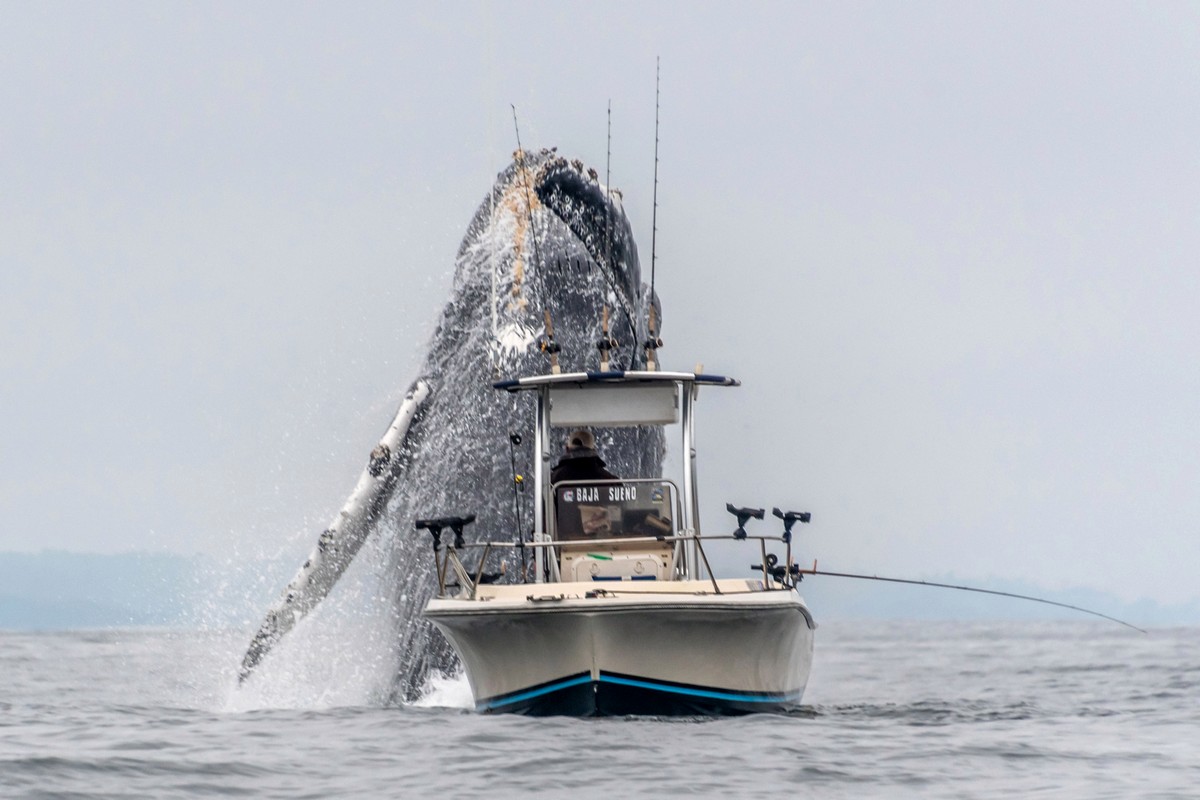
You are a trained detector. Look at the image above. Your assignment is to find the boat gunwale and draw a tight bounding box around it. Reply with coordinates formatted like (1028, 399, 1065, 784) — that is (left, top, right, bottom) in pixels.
(425, 589, 816, 629)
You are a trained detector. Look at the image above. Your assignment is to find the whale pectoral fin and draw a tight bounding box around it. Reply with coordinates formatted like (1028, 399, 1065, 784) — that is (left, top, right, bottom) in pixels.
(238, 379, 432, 684)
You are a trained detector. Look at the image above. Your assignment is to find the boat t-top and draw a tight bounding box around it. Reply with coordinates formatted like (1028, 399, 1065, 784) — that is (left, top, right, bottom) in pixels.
(419, 366, 817, 716)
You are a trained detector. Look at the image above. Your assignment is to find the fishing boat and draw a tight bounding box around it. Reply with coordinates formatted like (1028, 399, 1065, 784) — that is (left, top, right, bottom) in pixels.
(419, 368, 817, 716)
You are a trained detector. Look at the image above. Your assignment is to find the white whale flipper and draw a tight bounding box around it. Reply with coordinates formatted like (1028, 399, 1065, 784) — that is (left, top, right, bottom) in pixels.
(239, 379, 431, 682)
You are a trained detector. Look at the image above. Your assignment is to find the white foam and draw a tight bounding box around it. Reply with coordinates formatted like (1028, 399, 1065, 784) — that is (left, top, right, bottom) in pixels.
(410, 670, 473, 710)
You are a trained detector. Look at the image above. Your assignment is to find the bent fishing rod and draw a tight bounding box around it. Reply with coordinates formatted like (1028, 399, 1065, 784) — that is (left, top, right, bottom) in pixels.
(791, 565, 1147, 634)
(727, 506, 1146, 633)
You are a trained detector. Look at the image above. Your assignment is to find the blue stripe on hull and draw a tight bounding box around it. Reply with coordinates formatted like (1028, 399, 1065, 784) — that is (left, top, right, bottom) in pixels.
(600, 673, 802, 704)
(478, 672, 594, 713)
(479, 672, 804, 717)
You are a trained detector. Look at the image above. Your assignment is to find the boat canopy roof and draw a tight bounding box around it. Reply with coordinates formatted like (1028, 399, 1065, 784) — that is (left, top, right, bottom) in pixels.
(495, 370, 739, 428)
(493, 370, 740, 392)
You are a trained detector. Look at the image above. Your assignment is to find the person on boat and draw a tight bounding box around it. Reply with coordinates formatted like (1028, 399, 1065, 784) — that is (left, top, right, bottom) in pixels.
(550, 429, 618, 484)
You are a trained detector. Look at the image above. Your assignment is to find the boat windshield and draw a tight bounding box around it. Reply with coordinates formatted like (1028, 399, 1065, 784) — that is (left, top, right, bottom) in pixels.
(552, 479, 678, 542)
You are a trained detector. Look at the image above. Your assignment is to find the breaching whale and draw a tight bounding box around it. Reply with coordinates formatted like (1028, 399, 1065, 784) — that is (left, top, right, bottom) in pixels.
(239, 149, 665, 699)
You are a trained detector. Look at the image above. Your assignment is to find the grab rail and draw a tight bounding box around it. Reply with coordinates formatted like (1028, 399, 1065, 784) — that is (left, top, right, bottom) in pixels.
(427, 532, 807, 598)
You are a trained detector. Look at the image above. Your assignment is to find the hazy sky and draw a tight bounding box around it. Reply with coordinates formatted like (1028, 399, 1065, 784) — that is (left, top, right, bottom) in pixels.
(2, 2, 1197, 606)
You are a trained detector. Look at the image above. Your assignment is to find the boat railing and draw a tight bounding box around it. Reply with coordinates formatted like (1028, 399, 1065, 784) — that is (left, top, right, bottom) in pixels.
(425, 532, 809, 599)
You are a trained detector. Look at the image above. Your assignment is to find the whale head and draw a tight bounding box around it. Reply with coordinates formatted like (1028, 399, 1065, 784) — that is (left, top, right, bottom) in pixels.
(445, 148, 657, 375)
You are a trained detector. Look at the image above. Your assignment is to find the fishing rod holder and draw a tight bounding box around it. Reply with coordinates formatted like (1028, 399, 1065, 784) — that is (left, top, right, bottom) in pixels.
(750, 552, 803, 585)
(596, 334, 617, 370)
(415, 514, 477, 550)
(643, 335, 663, 371)
(726, 503, 765, 540)
(538, 336, 562, 375)
(772, 507, 811, 543)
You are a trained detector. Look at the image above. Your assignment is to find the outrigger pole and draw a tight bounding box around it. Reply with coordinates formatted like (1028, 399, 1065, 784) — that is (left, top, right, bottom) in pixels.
(794, 567, 1148, 633)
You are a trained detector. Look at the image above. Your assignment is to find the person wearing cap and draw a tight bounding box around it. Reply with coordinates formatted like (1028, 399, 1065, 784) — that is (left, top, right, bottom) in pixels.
(551, 429, 618, 484)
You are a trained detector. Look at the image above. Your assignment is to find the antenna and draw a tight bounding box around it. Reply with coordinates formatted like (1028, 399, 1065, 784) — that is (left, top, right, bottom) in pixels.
(645, 58, 664, 371)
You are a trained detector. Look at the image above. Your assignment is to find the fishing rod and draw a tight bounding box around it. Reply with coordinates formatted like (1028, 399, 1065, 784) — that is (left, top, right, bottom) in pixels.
(512, 105, 637, 371)
(603, 101, 626, 370)
(793, 566, 1148, 633)
(733, 506, 1146, 632)
(506, 432, 527, 579)
(510, 105, 561, 372)
(645, 57, 663, 371)
(602, 100, 643, 371)
(605, 98, 613, 306)
(649, 58, 660, 301)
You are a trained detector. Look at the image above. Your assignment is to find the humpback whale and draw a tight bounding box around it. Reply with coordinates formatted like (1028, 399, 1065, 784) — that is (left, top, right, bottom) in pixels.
(239, 149, 665, 700)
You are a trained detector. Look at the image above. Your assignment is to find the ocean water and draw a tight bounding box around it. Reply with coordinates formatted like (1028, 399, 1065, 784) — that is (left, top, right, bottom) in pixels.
(1, 621, 1196, 799)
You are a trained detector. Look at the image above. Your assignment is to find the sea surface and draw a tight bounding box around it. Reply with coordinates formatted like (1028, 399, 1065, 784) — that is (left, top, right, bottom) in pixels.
(1, 621, 1195, 799)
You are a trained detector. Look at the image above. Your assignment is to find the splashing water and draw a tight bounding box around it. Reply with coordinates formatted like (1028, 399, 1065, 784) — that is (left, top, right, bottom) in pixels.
(411, 671, 475, 711)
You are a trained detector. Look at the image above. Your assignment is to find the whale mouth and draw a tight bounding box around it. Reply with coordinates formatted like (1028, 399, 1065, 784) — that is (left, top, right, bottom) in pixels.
(533, 155, 641, 315)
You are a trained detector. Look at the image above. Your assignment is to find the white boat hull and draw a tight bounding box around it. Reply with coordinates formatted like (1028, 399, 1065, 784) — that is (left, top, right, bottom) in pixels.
(425, 580, 815, 716)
